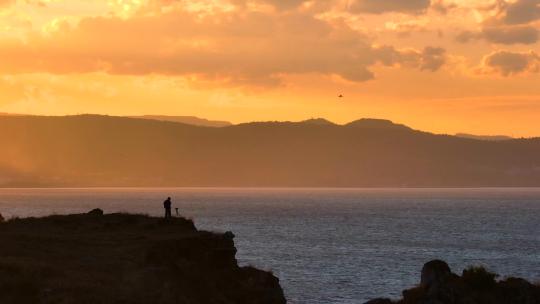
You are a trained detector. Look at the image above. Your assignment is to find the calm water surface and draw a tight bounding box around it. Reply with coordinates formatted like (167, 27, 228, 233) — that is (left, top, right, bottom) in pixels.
(0, 188, 539, 303)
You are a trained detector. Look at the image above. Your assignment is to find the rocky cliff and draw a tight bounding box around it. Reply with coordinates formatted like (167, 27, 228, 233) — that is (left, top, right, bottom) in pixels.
(365, 260, 540, 304)
(0, 211, 286, 304)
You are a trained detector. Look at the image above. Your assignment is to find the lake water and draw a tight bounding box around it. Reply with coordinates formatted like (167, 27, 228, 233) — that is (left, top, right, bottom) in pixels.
(0, 188, 539, 303)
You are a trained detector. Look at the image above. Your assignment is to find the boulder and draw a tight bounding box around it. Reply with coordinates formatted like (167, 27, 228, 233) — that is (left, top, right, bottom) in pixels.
(87, 208, 104, 216)
(421, 259, 452, 288)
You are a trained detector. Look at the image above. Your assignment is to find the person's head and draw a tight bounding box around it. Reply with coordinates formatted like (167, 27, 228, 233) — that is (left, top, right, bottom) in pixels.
(167, 197, 171, 200)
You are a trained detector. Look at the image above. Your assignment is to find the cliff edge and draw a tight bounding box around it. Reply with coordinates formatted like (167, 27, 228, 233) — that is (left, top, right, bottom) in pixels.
(0, 211, 286, 304)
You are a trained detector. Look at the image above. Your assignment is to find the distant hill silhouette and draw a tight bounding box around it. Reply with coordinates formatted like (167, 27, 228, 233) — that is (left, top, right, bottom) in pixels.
(129, 115, 232, 127)
(455, 133, 513, 141)
(1, 114, 539, 187)
(0, 112, 26, 116)
(346, 118, 412, 130)
(300, 118, 336, 125)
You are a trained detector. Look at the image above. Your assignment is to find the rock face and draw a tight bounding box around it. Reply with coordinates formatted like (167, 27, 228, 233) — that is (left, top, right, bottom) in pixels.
(366, 260, 540, 304)
(0, 212, 286, 304)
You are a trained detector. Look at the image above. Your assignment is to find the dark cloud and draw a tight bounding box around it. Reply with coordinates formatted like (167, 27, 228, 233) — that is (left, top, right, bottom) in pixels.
(258, 0, 306, 9)
(456, 30, 477, 43)
(457, 25, 538, 45)
(502, 0, 540, 25)
(229, 0, 316, 10)
(430, 0, 458, 14)
(458, 0, 540, 45)
(482, 50, 540, 76)
(419, 47, 446, 71)
(375, 46, 447, 71)
(349, 0, 431, 14)
(482, 25, 538, 44)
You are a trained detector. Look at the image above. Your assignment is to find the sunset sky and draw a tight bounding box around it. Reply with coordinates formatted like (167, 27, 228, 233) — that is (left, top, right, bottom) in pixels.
(0, 0, 539, 136)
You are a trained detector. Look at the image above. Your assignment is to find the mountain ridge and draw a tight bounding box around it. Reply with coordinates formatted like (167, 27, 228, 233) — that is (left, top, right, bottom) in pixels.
(128, 115, 233, 127)
(0, 113, 527, 139)
(1, 114, 539, 187)
(455, 133, 514, 141)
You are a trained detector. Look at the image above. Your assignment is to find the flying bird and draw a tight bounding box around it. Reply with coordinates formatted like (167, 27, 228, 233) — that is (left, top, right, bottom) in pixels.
(338, 94, 344, 98)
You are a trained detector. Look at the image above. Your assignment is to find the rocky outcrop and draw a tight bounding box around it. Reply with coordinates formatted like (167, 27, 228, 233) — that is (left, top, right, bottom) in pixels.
(366, 260, 540, 304)
(0, 212, 286, 304)
(87, 208, 104, 216)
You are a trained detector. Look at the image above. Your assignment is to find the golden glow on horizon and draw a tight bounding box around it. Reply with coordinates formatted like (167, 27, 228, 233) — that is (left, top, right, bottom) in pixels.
(0, 0, 539, 136)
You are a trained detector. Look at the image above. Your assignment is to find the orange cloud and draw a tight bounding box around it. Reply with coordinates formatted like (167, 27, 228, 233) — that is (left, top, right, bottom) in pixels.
(0, 6, 447, 86)
(0, 0, 45, 8)
(0, 0, 13, 7)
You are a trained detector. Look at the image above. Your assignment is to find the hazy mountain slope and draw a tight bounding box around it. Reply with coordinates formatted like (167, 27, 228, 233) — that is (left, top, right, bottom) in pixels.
(1, 115, 539, 187)
(455, 133, 513, 141)
(0, 113, 26, 117)
(129, 115, 232, 127)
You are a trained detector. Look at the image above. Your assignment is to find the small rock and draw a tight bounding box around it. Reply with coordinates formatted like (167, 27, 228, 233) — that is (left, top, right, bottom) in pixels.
(224, 231, 235, 239)
(87, 208, 104, 216)
(421, 260, 452, 288)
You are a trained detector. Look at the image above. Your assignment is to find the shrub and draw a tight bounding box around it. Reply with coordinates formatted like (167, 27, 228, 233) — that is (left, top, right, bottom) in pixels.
(402, 285, 425, 304)
(462, 266, 498, 290)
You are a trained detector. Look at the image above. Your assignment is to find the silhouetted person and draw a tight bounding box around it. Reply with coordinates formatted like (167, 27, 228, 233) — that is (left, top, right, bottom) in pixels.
(163, 197, 172, 219)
